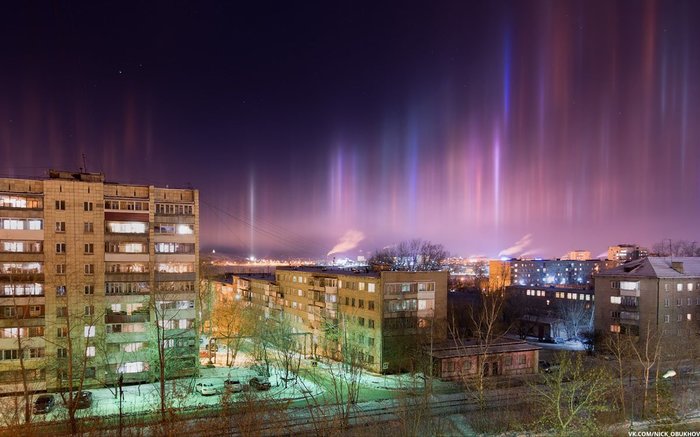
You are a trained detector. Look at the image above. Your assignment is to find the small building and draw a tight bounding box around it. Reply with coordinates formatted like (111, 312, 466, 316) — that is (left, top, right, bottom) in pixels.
(426, 339, 540, 381)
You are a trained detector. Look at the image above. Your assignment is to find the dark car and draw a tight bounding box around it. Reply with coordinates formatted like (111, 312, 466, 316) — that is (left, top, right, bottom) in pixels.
(33, 394, 55, 414)
(71, 391, 93, 409)
(249, 377, 271, 391)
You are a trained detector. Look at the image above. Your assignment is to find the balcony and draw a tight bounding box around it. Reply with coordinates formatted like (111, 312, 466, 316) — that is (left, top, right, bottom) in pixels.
(105, 312, 150, 324)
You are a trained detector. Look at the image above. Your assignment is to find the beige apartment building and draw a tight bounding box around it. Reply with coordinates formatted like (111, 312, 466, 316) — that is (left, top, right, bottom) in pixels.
(0, 170, 199, 394)
(233, 267, 448, 373)
(595, 257, 700, 356)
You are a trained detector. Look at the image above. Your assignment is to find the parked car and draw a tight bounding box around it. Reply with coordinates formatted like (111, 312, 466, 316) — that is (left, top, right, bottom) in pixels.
(33, 394, 55, 414)
(195, 382, 217, 396)
(70, 391, 93, 409)
(224, 379, 243, 393)
(249, 377, 271, 391)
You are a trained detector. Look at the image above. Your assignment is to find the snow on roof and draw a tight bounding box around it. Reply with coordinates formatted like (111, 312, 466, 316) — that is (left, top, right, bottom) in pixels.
(597, 257, 700, 278)
(426, 339, 540, 359)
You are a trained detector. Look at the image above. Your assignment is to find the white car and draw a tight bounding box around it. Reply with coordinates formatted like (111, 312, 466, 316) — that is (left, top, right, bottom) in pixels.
(195, 382, 217, 396)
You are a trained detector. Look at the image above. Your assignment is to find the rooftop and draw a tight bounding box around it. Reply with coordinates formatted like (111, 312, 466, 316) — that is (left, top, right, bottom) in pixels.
(233, 273, 276, 282)
(426, 338, 541, 359)
(596, 257, 700, 278)
(276, 265, 381, 278)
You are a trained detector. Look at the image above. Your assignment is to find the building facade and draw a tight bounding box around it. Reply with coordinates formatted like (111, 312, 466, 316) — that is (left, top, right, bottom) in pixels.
(232, 267, 448, 373)
(505, 285, 595, 340)
(427, 339, 540, 381)
(562, 250, 592, 261)
(509, 259, 603, 288)
(594, 257, 700, 354)
(0, 171, 199, 393)
(607, 244, 648, 263)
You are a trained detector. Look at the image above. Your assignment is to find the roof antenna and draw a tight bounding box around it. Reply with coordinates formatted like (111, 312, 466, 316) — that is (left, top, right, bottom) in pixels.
(82, 154, 88, 173)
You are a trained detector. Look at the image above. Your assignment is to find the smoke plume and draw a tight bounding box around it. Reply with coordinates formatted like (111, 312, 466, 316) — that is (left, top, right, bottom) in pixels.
(498, 233, 533, 257)
(327, 229, 365, 256)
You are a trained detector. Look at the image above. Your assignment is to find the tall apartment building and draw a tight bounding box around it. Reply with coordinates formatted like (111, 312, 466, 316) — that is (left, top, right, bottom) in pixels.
(594, 257, 700, 354)
(232, 267, 448, 373)
(0, 171, 198, 393)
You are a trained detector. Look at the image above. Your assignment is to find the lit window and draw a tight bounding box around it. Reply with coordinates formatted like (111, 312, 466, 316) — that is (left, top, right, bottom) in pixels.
(84, 325, 96, 338)
(610, 296, 621, 304)
(86, 346, 95, 357)
(176, 224, 194, 235)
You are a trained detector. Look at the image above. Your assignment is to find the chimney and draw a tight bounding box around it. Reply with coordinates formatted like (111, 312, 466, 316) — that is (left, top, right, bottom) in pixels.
(671, 261, 684, 273)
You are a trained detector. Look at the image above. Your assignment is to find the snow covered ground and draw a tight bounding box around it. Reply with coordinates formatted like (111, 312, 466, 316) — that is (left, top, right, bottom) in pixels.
(0, 347, 453, 426)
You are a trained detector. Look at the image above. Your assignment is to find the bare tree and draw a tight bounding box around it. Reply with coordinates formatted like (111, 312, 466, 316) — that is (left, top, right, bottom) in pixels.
(248, 307, 274, 377)
(147, 281, 199, 426)
(651, 239, 700, 257)
(529, 352, 613, 435)
(556, 299, 593, 340)
(48, 292, 104, 435)
(630, 322, 664, 418)
(211, 293, 249, 367)
(0, 273, 45, 432)
(269, 316, 303, 388)
(301, 315, 366, 434)
(461, 286, 508, 409)
(603, 332, 634, 419)
(197, 258, 217, 338)
(368, 239, 448, 271)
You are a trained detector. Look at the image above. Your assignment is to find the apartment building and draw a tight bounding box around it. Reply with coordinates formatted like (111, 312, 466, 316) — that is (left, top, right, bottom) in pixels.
(562, 250, 592, 261)
(233, 267, 448, 373)
(594, 257, 700, 355)
(607, 244, 648, 263)
(0, 170, 198, 393)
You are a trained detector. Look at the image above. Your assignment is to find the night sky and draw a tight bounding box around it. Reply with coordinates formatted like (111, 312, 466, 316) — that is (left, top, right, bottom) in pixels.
(1, 1, 699, 259)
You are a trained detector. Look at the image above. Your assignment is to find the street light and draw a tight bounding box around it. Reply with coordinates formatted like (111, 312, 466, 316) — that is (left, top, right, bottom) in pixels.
(662, 369, 677, 379)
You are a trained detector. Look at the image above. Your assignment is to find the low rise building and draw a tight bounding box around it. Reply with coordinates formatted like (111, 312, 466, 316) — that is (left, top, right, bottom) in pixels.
(427, 339, 540, 381)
